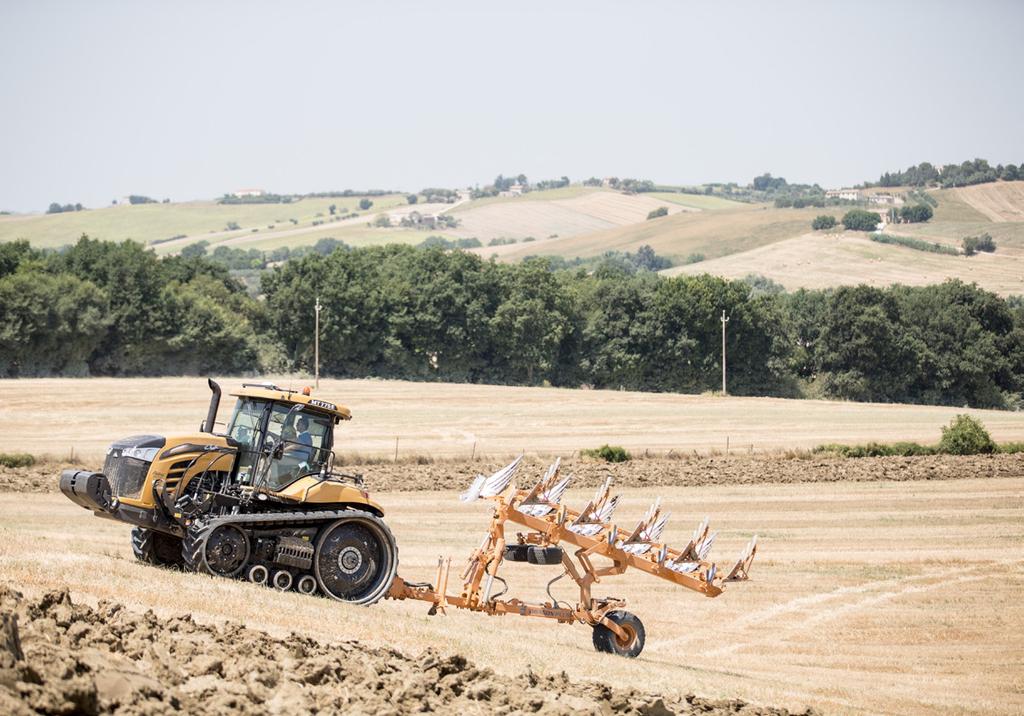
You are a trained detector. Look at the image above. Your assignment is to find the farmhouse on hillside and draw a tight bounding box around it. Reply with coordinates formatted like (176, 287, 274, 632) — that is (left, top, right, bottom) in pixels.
(869, 192, 903, 205)
(825, 188, 861, 201)
(499, 183, 526, 198)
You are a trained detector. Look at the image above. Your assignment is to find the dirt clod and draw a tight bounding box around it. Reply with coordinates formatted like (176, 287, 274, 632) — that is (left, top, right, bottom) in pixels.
(0, 585, 817, 716)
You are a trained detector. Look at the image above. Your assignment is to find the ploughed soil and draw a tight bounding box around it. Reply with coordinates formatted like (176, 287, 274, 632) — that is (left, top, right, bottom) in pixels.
(0, 585, 814, 716)
(5, 454, 1023, 494)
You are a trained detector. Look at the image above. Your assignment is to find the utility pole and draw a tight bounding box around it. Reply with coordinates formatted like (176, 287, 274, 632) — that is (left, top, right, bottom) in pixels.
(720, 309, 729, 396)
(314, 296, 321, 389)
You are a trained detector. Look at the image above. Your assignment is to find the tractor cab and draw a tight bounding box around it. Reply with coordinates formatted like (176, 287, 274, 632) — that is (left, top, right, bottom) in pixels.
(224, 382, 352, 491)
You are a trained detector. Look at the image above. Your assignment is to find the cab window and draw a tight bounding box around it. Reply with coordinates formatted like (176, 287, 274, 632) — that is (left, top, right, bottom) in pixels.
(265, 405, 333, 490)
(227, 398, 267, 449)
(226, 398, 268, 483)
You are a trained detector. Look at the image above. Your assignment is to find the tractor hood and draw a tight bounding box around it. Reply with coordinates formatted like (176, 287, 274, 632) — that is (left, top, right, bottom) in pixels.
(107, 435, 167, 463)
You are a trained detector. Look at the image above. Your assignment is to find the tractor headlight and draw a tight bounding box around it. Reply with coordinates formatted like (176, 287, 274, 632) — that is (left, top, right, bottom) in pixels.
(121, 446, 159, 462)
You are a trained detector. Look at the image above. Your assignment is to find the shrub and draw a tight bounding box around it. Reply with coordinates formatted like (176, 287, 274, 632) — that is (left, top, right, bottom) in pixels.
(938, 415, 996, 455)
(811, 215, 836, 230)
(962, 233, 996, 256)
(998, 442, 1024, 454)
(581, 444, 631, 463)
(841, 209, 882, 231)
(899, 204, 933, 223)
(814, 442, 935, 458)
(406, 194, 418, 205)
(0, 452, 35, 468)
(225, 221, 241, 231)
(646, 206, 668, 220)
(871, 233, 958, 256)
(685, 253, 705, 264)
(358, 198, 373, 210)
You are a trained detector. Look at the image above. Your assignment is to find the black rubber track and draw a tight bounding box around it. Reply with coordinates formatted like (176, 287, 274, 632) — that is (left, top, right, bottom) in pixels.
(180, 508, 399, 606)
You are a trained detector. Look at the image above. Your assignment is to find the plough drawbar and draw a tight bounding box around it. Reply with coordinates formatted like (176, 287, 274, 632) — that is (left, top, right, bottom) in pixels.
(388, 456, 757, 657)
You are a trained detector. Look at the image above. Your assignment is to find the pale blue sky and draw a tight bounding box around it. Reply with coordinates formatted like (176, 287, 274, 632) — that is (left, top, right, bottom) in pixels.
(1, 0, 1021, 211)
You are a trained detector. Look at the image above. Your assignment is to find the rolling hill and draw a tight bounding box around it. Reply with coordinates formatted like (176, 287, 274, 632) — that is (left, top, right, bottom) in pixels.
(0, 194, 411, 253)
(470, 201, 820, 263)
(448, 188, 691, 242)
(666, 181, 1024, 296)
(2, 180, 1022, 297)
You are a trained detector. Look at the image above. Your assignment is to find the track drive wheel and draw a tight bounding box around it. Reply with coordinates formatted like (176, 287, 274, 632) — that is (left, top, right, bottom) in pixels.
(592, 610, 645, 658)
(314, 511, 398, 605)
(131, 527, 184, 568)
(183, 523, 250, 577)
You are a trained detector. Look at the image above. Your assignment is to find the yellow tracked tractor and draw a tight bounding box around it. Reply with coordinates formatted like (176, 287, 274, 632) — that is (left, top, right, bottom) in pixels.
(61, 380, 756, 656)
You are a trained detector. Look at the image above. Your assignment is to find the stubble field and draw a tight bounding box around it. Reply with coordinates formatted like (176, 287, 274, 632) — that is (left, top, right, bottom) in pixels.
(663, 231, 1024, 296)
(3, 377, 1024, 714)
(1, 464, 1022, 714)
(4, 377, 1024, 463)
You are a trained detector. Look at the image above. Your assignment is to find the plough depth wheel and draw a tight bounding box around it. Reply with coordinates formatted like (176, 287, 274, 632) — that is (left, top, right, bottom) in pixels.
(592, 610, 645, 657)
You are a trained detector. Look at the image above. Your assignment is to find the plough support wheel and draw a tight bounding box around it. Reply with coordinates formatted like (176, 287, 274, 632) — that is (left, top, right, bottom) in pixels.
(592, 610, 645, 657)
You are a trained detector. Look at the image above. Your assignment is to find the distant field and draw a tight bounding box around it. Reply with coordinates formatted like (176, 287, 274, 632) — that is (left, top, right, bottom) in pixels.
(224, 224, 448, 252)
(0, 194, 408, 251)
(446, 185, 598, 213)
(474, 204, 819, 263)
(660, 182, 1024, 293)
(953, 181, 1024, 222)
(2, 377, 1023, 462)
(647, 192, 749, 211)
(450, 189, 686, 242)
(665, 230, 1024, 296)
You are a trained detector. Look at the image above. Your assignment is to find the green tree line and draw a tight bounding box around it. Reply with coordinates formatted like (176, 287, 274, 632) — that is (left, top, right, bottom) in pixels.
(2, 237, 1023, 409)
(872, 158, 1020, 189)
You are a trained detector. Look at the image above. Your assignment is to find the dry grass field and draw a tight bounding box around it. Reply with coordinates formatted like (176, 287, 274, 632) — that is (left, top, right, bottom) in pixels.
(2, 474, 1022, 714)
(450, 190, 687, 242)
(473, 204, 822, 263)
(953, 181, 1024, 222)
(4, 377, 1024, 463)
(0, 195, 409, 252)
(664, 231, 1024, 296)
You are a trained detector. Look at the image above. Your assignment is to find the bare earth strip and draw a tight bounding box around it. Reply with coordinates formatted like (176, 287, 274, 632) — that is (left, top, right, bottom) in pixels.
(4, 377, 1024, 462)
(7, 453, 1023, 495)
(1, 476, 1021, 714)
(664, 232, 1024, 296)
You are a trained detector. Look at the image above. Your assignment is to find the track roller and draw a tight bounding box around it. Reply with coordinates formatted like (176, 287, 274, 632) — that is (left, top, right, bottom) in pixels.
(248, 564, 269, 585)
(272, 570, 293, 591)
(296, 575, 317, 595)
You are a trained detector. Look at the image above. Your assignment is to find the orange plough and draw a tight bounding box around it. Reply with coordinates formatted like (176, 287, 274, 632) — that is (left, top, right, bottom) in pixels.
(388, 457, 757, 657)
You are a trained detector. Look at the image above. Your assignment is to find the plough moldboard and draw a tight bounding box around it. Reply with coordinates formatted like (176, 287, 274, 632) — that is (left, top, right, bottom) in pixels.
(387, 457, 757, 657)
